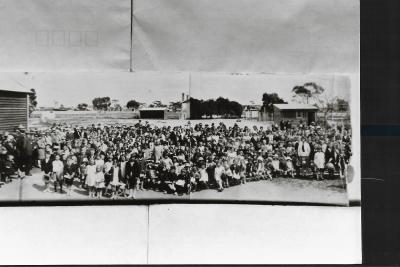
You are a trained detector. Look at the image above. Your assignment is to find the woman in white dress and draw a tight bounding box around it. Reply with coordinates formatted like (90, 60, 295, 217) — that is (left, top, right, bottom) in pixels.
(214, 161, 225, 192)
(110, 159, 121, 199)
(85, 159, 97, 198)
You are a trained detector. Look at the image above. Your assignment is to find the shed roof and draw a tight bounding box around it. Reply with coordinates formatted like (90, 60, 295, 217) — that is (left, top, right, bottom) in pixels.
(0, 88, 32, 94)
(273, 103, 318, 110)
(139, 107, 168, 111)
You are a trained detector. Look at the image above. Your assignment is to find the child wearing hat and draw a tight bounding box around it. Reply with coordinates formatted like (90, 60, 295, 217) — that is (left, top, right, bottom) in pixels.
(285, 156, 295, 178)
(270, 154, 281, 178)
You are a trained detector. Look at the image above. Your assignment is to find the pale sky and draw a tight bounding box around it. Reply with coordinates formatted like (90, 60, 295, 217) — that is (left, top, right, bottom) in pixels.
(0, 72, 352, 107)
(132, 0, 359, 73)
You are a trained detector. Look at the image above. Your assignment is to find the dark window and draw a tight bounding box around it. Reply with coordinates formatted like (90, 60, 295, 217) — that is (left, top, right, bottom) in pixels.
(283, 111, 296, 118)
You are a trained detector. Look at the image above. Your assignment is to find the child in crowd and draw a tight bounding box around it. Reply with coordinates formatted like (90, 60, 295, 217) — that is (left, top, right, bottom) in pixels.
(175, 167, 188, 195)
(270, 154, 281, 178)
(285, 156, 295, 178)
(52, 154, 64, 193)
(2, 154, 16, 184)
(95, 165, 105, 198)
(86, 159, 97, 198)
(41, 152, 53, 192)
(214, 161, 225, 192)
(163, 166, 177, 195)
(314, 146, 326, 180)
(79, 158, 88, 189)
(63, 156, 76, 196)
(198, 164, 209, 190)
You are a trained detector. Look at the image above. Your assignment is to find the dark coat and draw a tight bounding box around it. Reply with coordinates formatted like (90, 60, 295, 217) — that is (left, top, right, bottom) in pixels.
(41, 158, 53, 174)
(126, 160, 141, 178)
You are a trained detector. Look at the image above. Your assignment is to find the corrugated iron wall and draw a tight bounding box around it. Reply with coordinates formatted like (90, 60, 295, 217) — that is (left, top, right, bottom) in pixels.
(0, 91, 28, 132)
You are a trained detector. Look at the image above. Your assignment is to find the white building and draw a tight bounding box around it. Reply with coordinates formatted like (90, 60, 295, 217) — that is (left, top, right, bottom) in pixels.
(242, 104, 261, 120)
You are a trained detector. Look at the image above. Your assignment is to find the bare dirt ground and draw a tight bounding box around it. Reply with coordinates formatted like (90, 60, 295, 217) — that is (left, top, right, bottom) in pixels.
(1, 167, 347, 205)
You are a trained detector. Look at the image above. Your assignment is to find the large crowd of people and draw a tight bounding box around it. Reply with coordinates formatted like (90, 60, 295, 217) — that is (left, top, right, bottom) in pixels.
(0, 119, 352, 198)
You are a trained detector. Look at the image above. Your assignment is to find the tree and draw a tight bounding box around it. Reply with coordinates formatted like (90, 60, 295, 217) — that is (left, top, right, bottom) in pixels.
(188, 97, 243, 119)
(169, 101, 182, 112)
(203, 99, 216, 118)
(262, 93, 287, 113)
(77, 103, 88, 111)
(29, 88, 38, 116)
(126, 99, 141, 110)
(228, 100, 243, 117)
(92, 97, 111, 111)
(149, 100, 167, 108)
(188, 98, 203, 119)
(336, 98, 349, 112)
(111, 104, 122, 111)
(292, 82, 325, 104)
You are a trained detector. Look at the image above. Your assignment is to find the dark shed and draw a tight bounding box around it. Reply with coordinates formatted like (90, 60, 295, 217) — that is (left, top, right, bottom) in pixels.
(273, 103, 318, 126)
(139, 107, 167, 119)
(0, 89, 31, 132)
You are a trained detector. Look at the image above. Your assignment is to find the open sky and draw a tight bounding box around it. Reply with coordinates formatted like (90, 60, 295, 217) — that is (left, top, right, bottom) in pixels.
(0, 72, 352, 107)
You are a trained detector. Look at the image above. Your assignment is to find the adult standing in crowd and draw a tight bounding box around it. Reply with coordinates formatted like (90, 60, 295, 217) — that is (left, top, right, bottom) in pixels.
(15, 125, 33, 177)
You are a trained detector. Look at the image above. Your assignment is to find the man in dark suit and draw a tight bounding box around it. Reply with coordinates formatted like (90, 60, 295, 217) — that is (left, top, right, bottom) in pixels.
(15, 125, 34, 176)
(125, 154, 141, 199)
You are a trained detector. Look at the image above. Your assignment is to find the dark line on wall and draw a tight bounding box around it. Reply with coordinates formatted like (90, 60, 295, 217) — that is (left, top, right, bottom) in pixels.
(130, 0, 133, 72)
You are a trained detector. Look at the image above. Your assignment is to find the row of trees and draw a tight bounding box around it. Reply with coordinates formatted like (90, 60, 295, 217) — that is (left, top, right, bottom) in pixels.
(260, 82, 349, 114)
(189, 97, 243, 119)
(86, 98, 182, 112)
(28, 83, 349, 118)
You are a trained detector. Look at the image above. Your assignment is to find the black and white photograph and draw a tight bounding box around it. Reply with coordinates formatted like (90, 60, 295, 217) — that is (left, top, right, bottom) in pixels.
(0, 72, 356, 205)
(0, 0, 362, 264)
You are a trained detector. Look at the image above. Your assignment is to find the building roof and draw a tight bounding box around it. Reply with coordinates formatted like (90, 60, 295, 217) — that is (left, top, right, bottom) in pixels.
(139, 107, 168, 111)
(0, 88, 32, 94)
(273, 103, 318, 110)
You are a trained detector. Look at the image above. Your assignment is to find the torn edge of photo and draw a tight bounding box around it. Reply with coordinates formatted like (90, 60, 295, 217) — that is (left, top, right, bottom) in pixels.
(0, 72, 359, 206)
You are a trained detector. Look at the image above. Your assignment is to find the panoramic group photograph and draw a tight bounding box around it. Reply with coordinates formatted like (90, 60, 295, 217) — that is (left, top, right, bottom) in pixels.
(0, 72, 353, 205)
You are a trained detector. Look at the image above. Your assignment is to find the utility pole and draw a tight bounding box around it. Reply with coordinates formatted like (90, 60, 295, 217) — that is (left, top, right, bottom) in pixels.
(188, 73, 191, 99)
